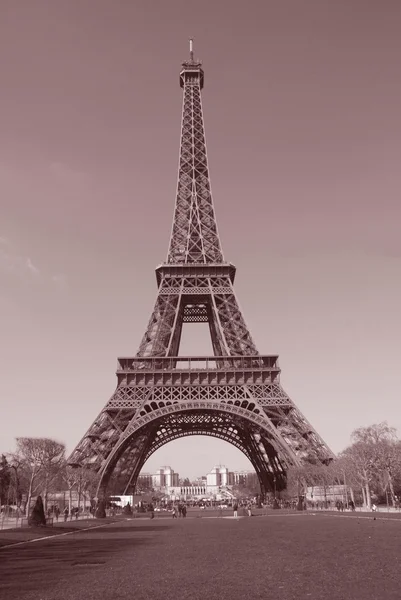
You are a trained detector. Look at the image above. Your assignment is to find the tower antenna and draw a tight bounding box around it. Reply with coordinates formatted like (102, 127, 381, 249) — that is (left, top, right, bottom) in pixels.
(189, 38, 194, 62)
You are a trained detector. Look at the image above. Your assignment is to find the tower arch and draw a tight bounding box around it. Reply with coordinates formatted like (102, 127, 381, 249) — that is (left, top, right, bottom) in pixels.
(96, 404, 302, 498)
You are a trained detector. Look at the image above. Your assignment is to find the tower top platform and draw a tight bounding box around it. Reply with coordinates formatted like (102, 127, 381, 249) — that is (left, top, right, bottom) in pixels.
(180, 38, 204, 89)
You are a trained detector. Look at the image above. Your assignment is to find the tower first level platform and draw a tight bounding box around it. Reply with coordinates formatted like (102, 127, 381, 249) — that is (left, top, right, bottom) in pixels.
(69, 355, 334, 496)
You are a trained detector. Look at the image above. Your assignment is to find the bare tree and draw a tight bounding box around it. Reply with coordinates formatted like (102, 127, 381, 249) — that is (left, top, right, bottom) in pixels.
(14, 438, 65, 516)
(71, 467, 100, 513)
(286, 465, 319, 500)
(60, 465, 100, 516)
(341, 423, 401, 508)
(0, 454, 11, 506)
(39, 441, 66, 512)
(330, 456, 356, 506)
(62, 466, 78, 517)
(341, 441, 374, 508)
(6, 453, 26, 510)
(14, 438, 43, 517)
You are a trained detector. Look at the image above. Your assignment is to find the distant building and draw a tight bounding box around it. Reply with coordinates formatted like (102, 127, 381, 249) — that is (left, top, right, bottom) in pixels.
(138, 466, 179, 492)
(205, 465, 259, 495)
(152, 466, 179, 488)
(193, 476, 207, 487)
(232, 470, 258, 486)
(206, 465, 232, 488)
(306, 485, 349, 503)
(138, 464, 257, 499)
(168, 485, 208, 500)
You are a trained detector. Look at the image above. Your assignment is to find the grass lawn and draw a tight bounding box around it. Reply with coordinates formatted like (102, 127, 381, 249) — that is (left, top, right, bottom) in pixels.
(0, 512, 400, 599)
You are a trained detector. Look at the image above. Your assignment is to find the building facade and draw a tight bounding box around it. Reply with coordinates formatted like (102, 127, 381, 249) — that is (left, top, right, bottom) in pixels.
(138, 466, 179, 492)
(138, 464, 257, 499)
(306, 485, 349, 503)
(152, 466, 180, 488)
(168, 485, 208, 500)
(206, 465, 233, 488)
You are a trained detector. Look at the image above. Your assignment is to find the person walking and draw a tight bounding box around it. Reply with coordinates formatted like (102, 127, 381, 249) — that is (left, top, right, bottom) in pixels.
(247, 502, 252, 517)
(182, 504, 187, 518)
(233, 501, 238, 518)
(63, 507, 69, 522)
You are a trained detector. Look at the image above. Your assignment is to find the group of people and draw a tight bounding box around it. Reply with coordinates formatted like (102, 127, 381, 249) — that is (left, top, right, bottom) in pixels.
(308, 499, 356, 511)
(46, 506, 61, 521)
(233, 501, 253, 517)
(171, 503, 187, 518)
(335, 499, 356, 512)
(46, 505, 81, 522)
(167, 500, 253, 519)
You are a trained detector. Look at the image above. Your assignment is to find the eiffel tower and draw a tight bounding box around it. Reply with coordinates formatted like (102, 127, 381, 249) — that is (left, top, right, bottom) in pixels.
(68, 41, 334, 497)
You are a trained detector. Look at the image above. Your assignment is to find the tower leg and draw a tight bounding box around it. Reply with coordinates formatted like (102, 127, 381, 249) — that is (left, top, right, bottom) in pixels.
(95, 480, 108, 519)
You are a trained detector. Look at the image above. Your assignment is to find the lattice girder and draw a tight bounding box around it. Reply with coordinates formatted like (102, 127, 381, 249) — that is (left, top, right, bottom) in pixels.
(68, 44, 335, 497)
(168, 74, 223, 265)
(137, 272, 257, 357)
(99, 408, 293, 496)
(69, 354, 334, 494)
(117, 413, 288, 495)
(69, 353, 334, 489)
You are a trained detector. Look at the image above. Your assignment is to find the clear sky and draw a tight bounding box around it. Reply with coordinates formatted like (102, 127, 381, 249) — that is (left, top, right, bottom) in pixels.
(1, 0, 400, 479)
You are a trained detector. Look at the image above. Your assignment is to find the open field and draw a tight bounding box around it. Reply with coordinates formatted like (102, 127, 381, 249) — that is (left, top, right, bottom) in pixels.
(0, 512, 400, 600)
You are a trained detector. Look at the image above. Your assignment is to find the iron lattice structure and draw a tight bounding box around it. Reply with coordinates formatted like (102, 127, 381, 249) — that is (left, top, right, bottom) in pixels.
(68, 42, 334, 496)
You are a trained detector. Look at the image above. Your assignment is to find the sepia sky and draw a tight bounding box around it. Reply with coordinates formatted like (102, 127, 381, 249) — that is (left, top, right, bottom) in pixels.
(1, 0, 401, 478)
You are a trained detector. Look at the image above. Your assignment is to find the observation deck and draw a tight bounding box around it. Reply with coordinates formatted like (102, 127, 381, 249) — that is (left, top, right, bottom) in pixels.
(155, 262, 236, 286)
(116, 355, 280, 387)
(180, 39, 204, 89)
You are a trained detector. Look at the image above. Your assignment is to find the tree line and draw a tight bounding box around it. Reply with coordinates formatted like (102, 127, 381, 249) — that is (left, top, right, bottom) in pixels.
(287, 422, 401, 508)
(0, 437, 98, 517)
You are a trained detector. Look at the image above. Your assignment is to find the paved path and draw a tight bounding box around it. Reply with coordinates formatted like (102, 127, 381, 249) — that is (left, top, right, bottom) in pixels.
(1, 513, 400, 600)
(0, 514, 94, 531)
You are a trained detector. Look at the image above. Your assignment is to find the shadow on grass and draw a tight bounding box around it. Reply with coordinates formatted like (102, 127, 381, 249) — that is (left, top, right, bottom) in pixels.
(0, 528, 153, 598)
(86, 524, 171, 534)
(0, 523, 103, 547)
(0, 520, 172, 550)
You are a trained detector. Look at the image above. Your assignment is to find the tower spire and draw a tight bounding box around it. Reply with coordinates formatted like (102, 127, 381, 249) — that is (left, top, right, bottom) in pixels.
(168, 41, 222, 264)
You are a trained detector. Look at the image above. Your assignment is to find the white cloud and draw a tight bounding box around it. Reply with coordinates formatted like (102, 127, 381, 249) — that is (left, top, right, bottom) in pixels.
(0, 239, 68, 289)
(26, 257, 40, 276)
(0, 243, 40, 280)
(52, 273, 68, 290)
